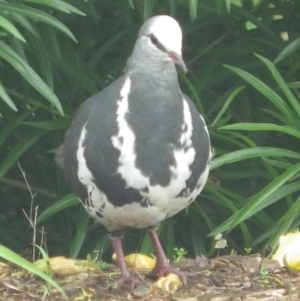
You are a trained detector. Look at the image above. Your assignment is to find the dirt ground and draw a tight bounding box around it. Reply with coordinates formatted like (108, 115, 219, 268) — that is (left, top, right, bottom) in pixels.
(0, 254, 299, 301)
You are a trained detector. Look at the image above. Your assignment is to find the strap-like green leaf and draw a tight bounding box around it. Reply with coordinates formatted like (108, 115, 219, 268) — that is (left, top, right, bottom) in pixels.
(0, 3, 77, 42)
(211, 147, 300, 170)
(0, 246, 66, 299)
(0, 129, 46, 177)
(189, 0, 198, 21)
(224, 64, 295, 123)
(0, 110, 33, 148)
(229, 162, 300, 231)
(24, 0, 85, 16)
(0, 41, 63, 115)
(220, 122, 300, 139)
(209, 182, 300, 236)
(70, 207, 90, 258)
(0, 81, 17, 111)
(274, 37, 300, 64)
(37, 194, 80, 223)
(0, 15, 26, 42)
(255, 53, 300, 118)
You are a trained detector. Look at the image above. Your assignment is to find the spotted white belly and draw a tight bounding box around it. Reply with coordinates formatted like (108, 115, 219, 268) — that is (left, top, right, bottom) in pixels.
(76, 76, 210, 232)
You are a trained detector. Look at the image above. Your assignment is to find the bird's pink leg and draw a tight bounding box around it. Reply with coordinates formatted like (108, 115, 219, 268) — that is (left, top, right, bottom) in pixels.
(110, 238, 139, 286)
(147, 228, 183, 278)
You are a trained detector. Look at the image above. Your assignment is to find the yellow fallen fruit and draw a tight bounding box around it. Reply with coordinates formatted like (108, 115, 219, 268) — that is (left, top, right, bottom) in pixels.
(34, 256, 97, 276)
(153, 273, 182, 294)
(112, 253, 155, 271)
(272, 232, 300, 271)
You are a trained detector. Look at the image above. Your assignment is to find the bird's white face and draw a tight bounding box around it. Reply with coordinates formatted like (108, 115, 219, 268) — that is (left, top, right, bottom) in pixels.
(134, 15, 187, 73)
(145, 15, 183, 55)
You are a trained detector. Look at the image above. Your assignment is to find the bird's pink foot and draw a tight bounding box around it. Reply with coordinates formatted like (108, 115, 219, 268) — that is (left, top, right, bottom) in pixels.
(146, 228, 194, 283)
(116, 272, 141, 287)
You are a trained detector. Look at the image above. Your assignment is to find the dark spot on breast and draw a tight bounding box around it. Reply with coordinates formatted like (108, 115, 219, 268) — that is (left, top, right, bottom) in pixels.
(90, 200, 95, 208)
(182, 123, 188, 132)
(177, 187, 188, 197)
(95, 211, 103, 218)
(118, 137, 124, 145)
(188, 197, 193, 204)
(140, 197, 150, 208)
(184, 146, 190, 153)
(101, 203, 105, 209)
(141, 186, 149, 193)
(197, 184, 201, 189)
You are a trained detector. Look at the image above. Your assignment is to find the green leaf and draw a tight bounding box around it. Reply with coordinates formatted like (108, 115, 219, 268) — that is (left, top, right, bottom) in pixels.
(231, 4, 278, 39)
(211, 147, 300, 170)
(0, 110, 33, 148)
(143, 0, 155, 21)
(189, 0, 198, 21)
(255, 53, 300, 117)
(127, 0, 134, 9)
(0, 129, 46, 177)
(274, 37, 300, 64)
(0, 245, 66, 299)
(0, 15, 26, 42)
(0, 41, 63, 115)
(180, 73, 204, 115)
(209, 182, 300, 236)
(37, 194, 80, 223)
(224, 64, 295, 123)
(29, 34, 53, 89)
(24, 0, 86, 15)
(70, 207, 90, 258)
(0, 81, 17, 111)
(219, 123, 300, 139)
(228, 162, 300, 231)
(225, 0, 231, 12)
(0, 3, 77, 42)
(267, 195, 300, 248)
(211, 86, 245, 127)
(22, 119, 70, 130)
(11, 13, 39, 38)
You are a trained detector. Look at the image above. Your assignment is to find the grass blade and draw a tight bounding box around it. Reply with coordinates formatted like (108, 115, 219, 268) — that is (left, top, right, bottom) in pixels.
(0, 110, 33, 147)
(37, 194, 79, 223)
(274, 37, 300, 64)
(224, 64, 295, 122)
(0, 81, 17, 111)
(0, 130, 46, 177)
(189, 0, 198, 21)
(255, 53, 300, 117)
(0, 15, 26, 42)
(220, 123, 300, 139)
(211, 86, 245, 127)
(211, 147, 300, 170)
(0, 245, 66, 299)
(24, 0, 85, 15)
(69, 207, 90, 258)
(0, 41, 63, 115)
(228, 162, 300, 231)
(0, 3, 77, 42)
(210, 182, 300, 236)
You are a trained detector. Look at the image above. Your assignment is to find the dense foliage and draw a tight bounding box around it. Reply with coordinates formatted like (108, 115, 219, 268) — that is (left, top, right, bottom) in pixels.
(0, 0, 300, 265)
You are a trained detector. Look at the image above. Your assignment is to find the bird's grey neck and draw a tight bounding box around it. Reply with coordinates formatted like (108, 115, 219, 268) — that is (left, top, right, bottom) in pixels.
(126, 53, 177, 79)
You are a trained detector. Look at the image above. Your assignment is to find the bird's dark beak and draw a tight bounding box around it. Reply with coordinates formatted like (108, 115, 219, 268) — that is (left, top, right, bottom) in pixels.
(168, 51, 188, 74)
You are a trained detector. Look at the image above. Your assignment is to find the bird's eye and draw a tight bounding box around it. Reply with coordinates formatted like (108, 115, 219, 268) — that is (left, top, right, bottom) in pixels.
(149, 34, 158, 45)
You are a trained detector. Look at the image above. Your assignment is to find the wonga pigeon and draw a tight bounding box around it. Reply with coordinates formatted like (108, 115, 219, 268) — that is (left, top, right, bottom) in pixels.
(57, 15, 211, 285)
